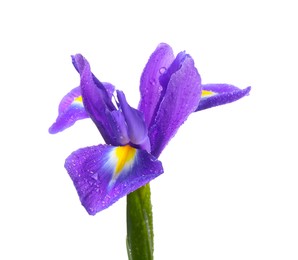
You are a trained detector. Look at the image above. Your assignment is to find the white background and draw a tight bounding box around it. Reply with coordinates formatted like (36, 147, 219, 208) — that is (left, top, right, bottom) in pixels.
(1, 1, 297, 259)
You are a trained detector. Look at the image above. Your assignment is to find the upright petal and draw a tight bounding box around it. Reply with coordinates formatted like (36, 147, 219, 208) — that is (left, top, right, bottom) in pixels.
(138, 43, 175, 128)
(72, 54, 118, 144)
(196, 84, 251, 111)
(49, 87, 89, 134)
(149, 55, 202, 158)
(108, 110, 130, 145)
(72, 55, 115, 111)
(65, 144, 163, 215)
(159, 51, 187, 88)
(117, 90, 150, 151)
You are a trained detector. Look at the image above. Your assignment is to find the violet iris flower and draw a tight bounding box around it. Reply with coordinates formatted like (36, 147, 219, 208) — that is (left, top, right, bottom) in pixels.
(49, 43, 250, 215)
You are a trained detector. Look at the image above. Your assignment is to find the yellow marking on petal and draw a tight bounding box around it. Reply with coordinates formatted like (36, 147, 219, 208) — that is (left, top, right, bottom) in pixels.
(202, 90, 216, 97)
(74, 95, 83, 103)
(114, 145, 136, 175)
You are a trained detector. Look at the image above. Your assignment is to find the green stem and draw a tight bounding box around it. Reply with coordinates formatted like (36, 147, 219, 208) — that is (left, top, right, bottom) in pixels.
(126, 184, 154, 260)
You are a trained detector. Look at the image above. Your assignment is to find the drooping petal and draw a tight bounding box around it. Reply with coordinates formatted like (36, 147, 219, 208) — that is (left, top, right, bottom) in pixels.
(138, 43, 175, 128)
(65, 144, 163, 215)
(149, 55, 202, 158)
(49, 87, 89, 134)
(117, 90, 150, 151)
(196, 84, 251, 111)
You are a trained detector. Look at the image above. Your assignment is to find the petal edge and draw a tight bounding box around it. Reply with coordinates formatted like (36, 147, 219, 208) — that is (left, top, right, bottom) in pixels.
(196, 84, 251, 111)
(149, 55, 202, 157)
(138, 43, 175, 128)
(49, 87, 89, 134)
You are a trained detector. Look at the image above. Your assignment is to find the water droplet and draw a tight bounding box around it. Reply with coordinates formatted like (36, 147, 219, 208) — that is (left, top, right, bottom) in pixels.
(149, 79, 156, 86)
(159, 67, 166, 74)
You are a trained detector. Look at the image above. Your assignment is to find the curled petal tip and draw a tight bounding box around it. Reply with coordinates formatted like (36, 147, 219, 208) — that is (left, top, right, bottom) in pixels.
(242, 86, 251, 98)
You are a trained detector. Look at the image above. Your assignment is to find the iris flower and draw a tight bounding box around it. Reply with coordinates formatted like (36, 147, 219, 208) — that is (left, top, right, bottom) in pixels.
(49, 43, 250, 216)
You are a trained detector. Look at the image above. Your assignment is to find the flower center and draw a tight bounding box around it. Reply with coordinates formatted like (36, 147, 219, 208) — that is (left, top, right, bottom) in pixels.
(114, 145, 137, 174)
(74, 95, 83, 102)
(201, 90, 215, 98)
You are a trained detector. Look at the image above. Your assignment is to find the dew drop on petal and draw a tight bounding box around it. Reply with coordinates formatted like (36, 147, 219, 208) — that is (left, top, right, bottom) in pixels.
(159, 67, 166, 74)
(149, 79, 156, 86)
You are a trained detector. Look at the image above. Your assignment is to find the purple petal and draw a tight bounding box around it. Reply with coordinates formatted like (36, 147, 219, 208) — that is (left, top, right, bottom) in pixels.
(196, 84, 251, 111)
(117, 90, 150, 150)
(102, 82, 115, 99)
(138, 43, 175, 128)
(72, 55, 115, 111)
(65, 144, 163, 215)
(49, 87, 89, 134)
(159, 51, 187, 88)
(107, 110, 130, 145)
(72, 54, 118, 144)
(149, 55, 202, 158)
